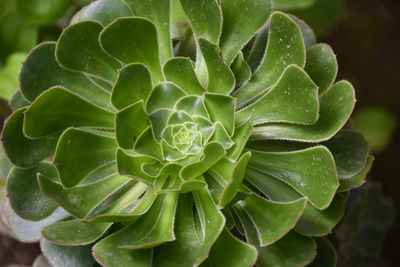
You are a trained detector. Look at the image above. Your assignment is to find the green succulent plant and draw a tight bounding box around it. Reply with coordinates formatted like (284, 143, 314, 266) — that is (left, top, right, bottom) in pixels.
(0, 0, 372, 266)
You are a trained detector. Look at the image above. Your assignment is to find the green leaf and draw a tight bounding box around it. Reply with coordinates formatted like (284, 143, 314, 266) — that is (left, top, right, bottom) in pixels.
(16, 0, 70, 24)
(56, 21, 122, 82)
(9, 90, 30, 110)
(111, 63, 152, 110)
(93, 235, 152, 267)
(146, 82, 186, 114)
(234, 12, 305, 108)
(236, 65, 318, 126)
(207, 228, 257, 267)
(272, 0, 316, 10)
(116, 101, 150, 149)
(100, 17, 163, 83)
(209, 152, 251, 207)
(180, 142, 226, 181)
(199, 38, 235, 95)
(252, 81, 356, 142)
(239, 195, 306, 246)
(53, 128, 117, 188)
(338, 156, 373, 192)
(227, 118, 254, 161)
(290, 15, 316, 49)
(1, 108, 58, 168)
(204, 93, 235, 136)
(125, 0, 173, 62)
(324, 130, 369, 179)
(103, 192, 178, 249)
(38, 172, 131, 218)
(0, 52, 26, 100)
(116, 149, 161, 185)
(296, 193, 346, 236)
(257, 231, 316, 267)
(175, 96, 209, 118)
(0, 144, 12, 183)
(24, 87, 114, 138)
(220, 0, 272, 65)
(43, 220, 111, 246)
(71, 0, 133, 26)
(248, 146, 338, 209)
(19, 43, 111, 110)
(304, 43, 338, 95)
(231, 52, 251, 86)
(179, 0, 222, 43)
(155, 189, 225, 266)
(134, 127, 163, 160)
(163, 57, 205, 95)
(308, 238, 337, 267)
(41, 239, 95, 267)
(7, 163, 58, 221)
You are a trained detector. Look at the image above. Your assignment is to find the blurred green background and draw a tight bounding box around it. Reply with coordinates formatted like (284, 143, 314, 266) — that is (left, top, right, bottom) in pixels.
(0, 0, 399, 266)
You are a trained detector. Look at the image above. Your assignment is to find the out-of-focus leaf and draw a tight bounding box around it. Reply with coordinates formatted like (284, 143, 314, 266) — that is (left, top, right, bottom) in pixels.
(0, 52, 26, 100)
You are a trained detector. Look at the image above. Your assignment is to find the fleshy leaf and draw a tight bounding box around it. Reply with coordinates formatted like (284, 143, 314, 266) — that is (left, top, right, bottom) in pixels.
(296, 193, 346, 236)
(228, 118, 254, 161)
(324, 130, 369, 179)
(231, 52, 251, 86)
(199, 39, 235, 95)
(239, 195, 306, 246)
(111, 63, 152, 110)
(179, 0, 222, 43)
(104, 192, 178, 249)
(1, 108, 58, 168)
(146, 82, 186, 114)
(290, 15, 316, 49)
(53, 128, 117, 188)
(5, 204, 68, 243)
(257, 231, 316, 267)
(204, 93, 235, 136)
(236, 65, 318, 126)
(252, 81, 356, 142)
(209, 152, 251, 207)
(43, 220, 111, 246)
(116, 101, 150, 149)
(234, 12, 306, 108)
(338, 156, 373, 192)
(41, 239, 95, 267)
(24, 87, 114, 138)
(7, 163, 58, 221)
(180, 142, 226, 181)
(304, 43, 338, 95)
(9, 90, 30, 111)
(38, 172, 131, 218)
(116, 149, 161, 185)
(155, 189, 225, 266)
(100, 17, 163, 83)
(207, 228, 257, 267)
(71, 0, 133, 26)
(272, 0, 316, 10)
(20, 43, 111, 110)
(134, 127, 164, 160)
(56, 21, 122, 82)
(125, 0, 173, 62)
(219, 0, 272, 64)
(248, 146, 338, 209)
(93, 235, 152, 267)
(308, 238, 337, 267)
(163, 57, 205, 95)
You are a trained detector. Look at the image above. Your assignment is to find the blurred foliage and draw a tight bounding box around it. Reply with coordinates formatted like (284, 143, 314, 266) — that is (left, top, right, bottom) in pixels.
(0, 52, 26, 100)
(353, 106, 396, 153)
(16, 0, 71, 24)
(333, 182, 395, 267)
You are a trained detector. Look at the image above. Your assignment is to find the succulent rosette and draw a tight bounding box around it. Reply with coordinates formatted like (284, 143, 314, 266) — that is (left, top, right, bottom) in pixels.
(0, 0, 372, 266)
